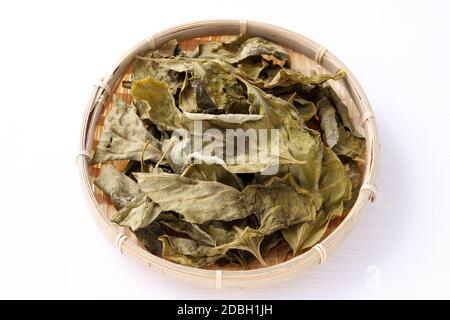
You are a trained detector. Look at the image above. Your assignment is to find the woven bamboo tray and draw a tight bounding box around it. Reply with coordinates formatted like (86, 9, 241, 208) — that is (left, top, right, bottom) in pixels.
(77, 20, 379, 289)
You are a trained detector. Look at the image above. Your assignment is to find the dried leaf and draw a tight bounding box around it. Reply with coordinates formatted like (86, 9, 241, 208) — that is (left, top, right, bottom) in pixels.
(332, 124, 366, 161)
(238, 57, 268, 80)
(317, 96, 339, 147)
(135, 223, 165, 256)
(195, 37, 290, 66)
(111, 193, 162, 231)
(275, 120, 324, 211)
(159, 236, 224, 268)
(242, 174, 316, 235)
(250, 68, 345, 89)
(131, 77, 187, 131)
(94, 164, 141, 210)
(178, 72, 198, 113)
(192, 61, 249, 113)
(242, 78, 299, 127)
(181, 163, 244, 190)
(295, 97, 317, 121)
(261, 54, 286, 67)
(282, 148, 351, 254)
(171, 109, 305, 174)
(243, 78, 324, 208)
(132, 59, 183, 95)
(342, 158, 363, 211)
(200, 220, 245, 246)
(183, 112, 263, 124)
(91, 96, 162, 164)
(315, 85, 366, 161)
(323, 85, 355, 132)
(131, 40, 182, 94)
(134, 173, 250, 224)
(158, 212, 216, 246)
(160, 226, 265, 267)
(143, 39, 179, 58)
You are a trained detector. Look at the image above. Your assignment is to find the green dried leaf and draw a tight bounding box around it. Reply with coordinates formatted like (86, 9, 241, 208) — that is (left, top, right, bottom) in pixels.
(342, 158, 363, 211)
(316, 85, 366, 161)
(159, 236, 224, 268)
(242, 78, 299, 127)
(276, 121, 324, 210)
(160, 226, 265, 267)
(181, 163, 244, 190)
(131, 40, 182, 94)
(111, 193, 162, 231)
(282, 148, 351, 254)
(157, 212, 216, 246)
(250, 68, 345, 89)
(238, 79, 323, 182)
(317, 96, 339, 147)
(323, 85, 355, 132)
(242, 174, 316, 235)
(166, 107, 305, 174)
(134, 173, 250, 224)
(318, 148, 352, 211)
(192, 61, 249, 113)
(243, 78, 324, 208)
(132, 59, 184, 95)
(238, 57, 268, 80)
(91, 96, 162, 164)
(131, 77, 185, 131)
(183, 112, 263, 124)
(94, 164, 162, 231)
(195, 37, 290, 66)
(225, 250, 249, 269)
(200, 220, 245, 245)
(292, 97, 317, 122)
(94, 164, 141, 210)
(143, 39, 179, 58)
(332, 124, 366, 161)
(178, 72, 199, 113)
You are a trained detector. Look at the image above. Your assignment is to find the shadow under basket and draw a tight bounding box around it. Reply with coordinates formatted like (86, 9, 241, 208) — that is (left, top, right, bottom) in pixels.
(77, 20, 380, 289)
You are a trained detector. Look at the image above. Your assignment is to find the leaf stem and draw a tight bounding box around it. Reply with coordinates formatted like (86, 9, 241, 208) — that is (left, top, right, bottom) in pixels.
(141, 140, 151, 172)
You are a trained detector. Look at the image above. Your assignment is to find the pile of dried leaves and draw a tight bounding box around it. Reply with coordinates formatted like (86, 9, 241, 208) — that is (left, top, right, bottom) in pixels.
(91, 37, 365, 268)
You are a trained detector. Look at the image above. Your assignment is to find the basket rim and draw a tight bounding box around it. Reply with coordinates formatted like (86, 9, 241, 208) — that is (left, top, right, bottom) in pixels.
(78, 19, 379, 287)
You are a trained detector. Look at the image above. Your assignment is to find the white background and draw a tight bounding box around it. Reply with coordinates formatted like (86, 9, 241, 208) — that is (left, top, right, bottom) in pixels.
(0, 0, 449, 299)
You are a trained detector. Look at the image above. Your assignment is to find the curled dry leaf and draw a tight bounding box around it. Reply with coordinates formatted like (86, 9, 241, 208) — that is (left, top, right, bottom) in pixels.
(249, 68, 346, 89)
(160, 226, 265, 267)
(111, 193, 162, 231)
(94, 164, 141, 210)
(91, 96, 162, 164)
(242, 174, 316, 235)
(94, 164, 162, 231)
(135, 223, 166, 256)
(131, 77, 185, 131)
(134, 173, 250, 224)
(282, 148, 351, 255)
(194, 37, 290, 65)
(157, 213, 216, 246)
(317, 96, 339, 148)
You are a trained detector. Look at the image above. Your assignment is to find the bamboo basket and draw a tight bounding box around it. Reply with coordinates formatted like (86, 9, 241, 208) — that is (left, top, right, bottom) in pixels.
(77, 20, 379, 289)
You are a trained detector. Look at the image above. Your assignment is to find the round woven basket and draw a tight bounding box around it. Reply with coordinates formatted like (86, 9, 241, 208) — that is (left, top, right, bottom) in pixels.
(77, 20, 379, 289)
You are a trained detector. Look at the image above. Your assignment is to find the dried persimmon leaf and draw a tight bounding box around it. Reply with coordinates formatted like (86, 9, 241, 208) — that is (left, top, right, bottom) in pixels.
(135, 173, 250, 224)
(91, 96, 162, 164)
